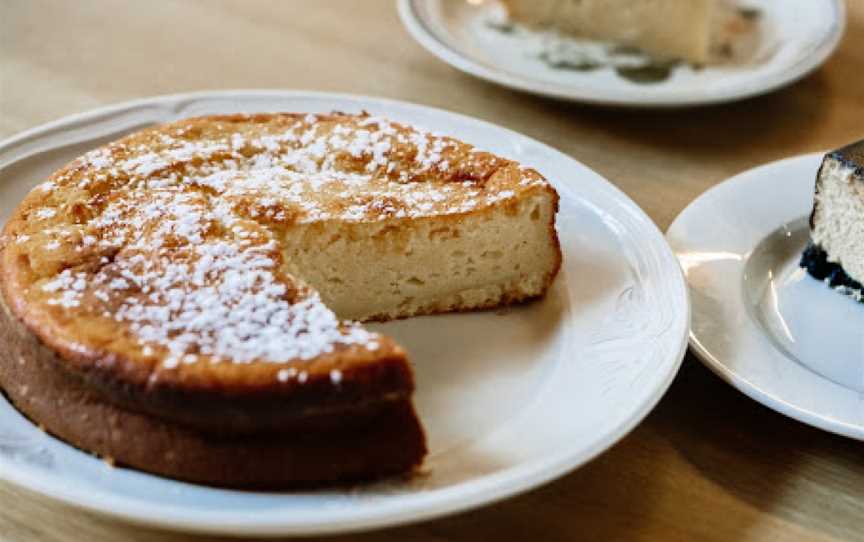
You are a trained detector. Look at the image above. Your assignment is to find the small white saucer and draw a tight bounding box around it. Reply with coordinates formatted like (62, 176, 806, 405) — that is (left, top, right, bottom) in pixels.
(668, 153, 864, 439)
(398, 0, 845, 107)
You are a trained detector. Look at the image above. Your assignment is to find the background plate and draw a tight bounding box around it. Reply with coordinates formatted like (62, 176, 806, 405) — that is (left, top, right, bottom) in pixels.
(0, 91, 688, 536)
(398, 0, 845, 107)
(667, 153, 864, 440)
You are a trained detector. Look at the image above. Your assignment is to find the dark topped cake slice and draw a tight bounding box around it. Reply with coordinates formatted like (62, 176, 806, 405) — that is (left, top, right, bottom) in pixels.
(801, 140, 864, 302)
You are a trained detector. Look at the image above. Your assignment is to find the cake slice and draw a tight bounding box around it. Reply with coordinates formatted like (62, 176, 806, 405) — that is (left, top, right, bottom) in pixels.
(0, 112, 561, 487)
(801, 141, 864, 302)
(500, 0, 753, 64)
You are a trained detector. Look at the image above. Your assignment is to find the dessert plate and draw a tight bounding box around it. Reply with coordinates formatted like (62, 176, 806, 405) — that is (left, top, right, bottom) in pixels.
(667, 153, 864, 440)
(0, 90, 689, 536)
(397, 0, 845, 107)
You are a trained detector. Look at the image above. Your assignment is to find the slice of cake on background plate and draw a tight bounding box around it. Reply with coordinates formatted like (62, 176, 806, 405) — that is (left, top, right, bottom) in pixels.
(500, 0, 757, 65)
(801, 141, 864, 302)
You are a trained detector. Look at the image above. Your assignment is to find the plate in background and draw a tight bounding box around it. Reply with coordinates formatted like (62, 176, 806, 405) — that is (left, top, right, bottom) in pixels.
(398, 0, 845, 107)
(668, 153, 864, 440)
(0, 90, 689, 535)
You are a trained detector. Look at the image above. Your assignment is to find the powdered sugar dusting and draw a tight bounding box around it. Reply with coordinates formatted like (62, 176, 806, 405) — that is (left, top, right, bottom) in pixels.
(34, 208, 56, 220)
(62, 193, 378, 369)
(41, 269, 87, 308)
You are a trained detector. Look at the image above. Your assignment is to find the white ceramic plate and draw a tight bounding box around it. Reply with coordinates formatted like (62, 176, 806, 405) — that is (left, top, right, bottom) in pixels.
(397, 0, 845, 107)
(0, 91, 689, 536)
(668, 153, 864, 440)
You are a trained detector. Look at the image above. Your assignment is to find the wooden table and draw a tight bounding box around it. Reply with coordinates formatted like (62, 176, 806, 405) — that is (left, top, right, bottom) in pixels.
(1, 1, 863, 540)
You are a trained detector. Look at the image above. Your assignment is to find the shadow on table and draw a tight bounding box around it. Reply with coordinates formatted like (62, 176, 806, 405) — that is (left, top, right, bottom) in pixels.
(550, 71, 833, 150)
(652, 356, 864, 541)
(505, 68, 849, 168)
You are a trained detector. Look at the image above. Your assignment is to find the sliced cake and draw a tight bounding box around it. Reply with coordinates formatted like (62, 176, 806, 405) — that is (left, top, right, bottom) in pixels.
(500, 0, 754, 64)
(0, 112, 561, 487)
(801, 141, 864, 302)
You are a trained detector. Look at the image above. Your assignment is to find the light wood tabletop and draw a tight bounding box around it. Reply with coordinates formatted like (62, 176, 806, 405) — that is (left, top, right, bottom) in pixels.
(1, 1, 863, 540)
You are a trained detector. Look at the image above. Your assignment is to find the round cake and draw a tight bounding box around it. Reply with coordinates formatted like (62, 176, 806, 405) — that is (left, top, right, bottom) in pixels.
(0, 112, 561, 487)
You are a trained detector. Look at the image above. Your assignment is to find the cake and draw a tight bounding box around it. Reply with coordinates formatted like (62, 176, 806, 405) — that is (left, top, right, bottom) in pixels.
(801, 141, 864, 302)
(500, 0, 754, 65)
(0, 112, 561, 487)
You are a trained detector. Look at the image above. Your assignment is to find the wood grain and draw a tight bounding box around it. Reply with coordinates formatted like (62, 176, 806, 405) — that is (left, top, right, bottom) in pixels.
(1, 1, 863, 540)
